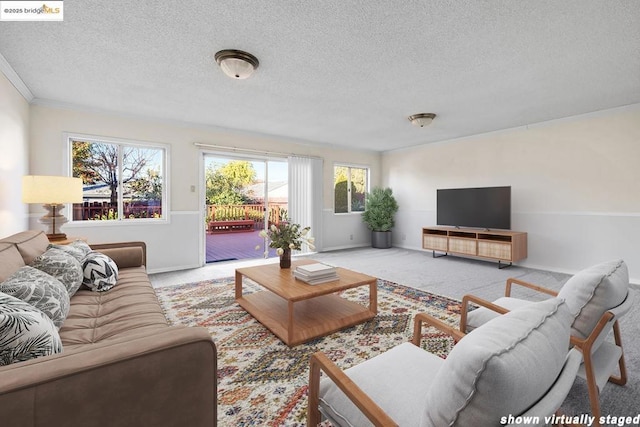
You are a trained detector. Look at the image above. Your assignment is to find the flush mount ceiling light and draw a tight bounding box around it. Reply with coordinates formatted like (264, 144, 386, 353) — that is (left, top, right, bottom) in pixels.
(214, 49, 259, 79)
(408, 113, 436, 127)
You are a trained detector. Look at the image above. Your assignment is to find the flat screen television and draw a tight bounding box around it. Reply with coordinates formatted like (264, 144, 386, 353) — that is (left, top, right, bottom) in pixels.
(437, 186, 511, 230)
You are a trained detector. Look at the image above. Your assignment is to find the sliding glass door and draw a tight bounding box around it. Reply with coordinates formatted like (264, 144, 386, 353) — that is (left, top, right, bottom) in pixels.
(203, 154, 288, 263)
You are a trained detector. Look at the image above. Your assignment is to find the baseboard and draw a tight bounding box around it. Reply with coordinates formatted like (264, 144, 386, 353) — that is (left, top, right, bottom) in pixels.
(148, 263, 201, 274)
(321, 243, 371, 252)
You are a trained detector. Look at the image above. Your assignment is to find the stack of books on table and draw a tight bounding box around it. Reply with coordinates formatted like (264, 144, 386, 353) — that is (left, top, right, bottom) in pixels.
(293, 263, 339, 285)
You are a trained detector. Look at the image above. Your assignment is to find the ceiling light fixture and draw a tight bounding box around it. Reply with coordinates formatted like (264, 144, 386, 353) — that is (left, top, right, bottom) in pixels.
(214, 49, 259, 80)
(408, 113, 436, 127)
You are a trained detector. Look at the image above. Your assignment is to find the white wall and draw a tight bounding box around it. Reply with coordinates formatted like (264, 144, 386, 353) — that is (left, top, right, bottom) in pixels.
(322, 209, 371, 251)
(0, 71, 29, 235)
(27, 103, 380, 272)
(383, 105, 640, 283)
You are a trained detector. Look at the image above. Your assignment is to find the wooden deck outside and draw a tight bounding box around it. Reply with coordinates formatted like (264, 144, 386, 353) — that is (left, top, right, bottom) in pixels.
(206, 230, 278, 263)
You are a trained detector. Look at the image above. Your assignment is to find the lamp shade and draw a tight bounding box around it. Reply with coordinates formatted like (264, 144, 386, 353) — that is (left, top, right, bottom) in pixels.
(22, 175, 83, 204)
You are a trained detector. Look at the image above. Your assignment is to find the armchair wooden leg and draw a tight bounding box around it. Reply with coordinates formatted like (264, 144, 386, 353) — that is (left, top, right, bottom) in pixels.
(608, 321, 627, 386)
(308, 354, 322, 427)
(572, 312, 629, 427)
(583, 351, 602, 427)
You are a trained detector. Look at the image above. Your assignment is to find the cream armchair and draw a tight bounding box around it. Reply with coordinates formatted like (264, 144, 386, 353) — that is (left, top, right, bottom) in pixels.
(460, 259, 633, 427)
(308, 298, 580, 427)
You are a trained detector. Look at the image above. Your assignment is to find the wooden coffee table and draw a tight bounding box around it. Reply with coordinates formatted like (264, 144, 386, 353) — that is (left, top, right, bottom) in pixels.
(235, 259, 377, 346)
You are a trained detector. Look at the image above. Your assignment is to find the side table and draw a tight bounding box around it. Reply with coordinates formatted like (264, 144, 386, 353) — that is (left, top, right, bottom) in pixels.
(48, 236, 87, 245)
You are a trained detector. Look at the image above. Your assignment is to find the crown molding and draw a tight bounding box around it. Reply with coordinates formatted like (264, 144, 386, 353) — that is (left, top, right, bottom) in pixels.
(0, 52, 34, 102)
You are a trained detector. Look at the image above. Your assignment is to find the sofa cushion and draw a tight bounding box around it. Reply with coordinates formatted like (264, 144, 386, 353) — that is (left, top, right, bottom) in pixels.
(82, 252, 119, 292)
(319, 342, 442, 427)
(0, 266, 70, 329)
(422, 298, 572, 427)
(0, 291, 63, 366)
(0, 243, 25, 282)
(48, 240, 92, 263)
(558, 259, 628, 339)
(31, 248, 83, 297)
(0, 230, 49, 265)
(60, 267, 168, 348)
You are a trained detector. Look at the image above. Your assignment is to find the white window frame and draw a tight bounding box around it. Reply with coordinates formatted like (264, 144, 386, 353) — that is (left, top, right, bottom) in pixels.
(64, 132, 170, 225)
(333, 163, 369, 214)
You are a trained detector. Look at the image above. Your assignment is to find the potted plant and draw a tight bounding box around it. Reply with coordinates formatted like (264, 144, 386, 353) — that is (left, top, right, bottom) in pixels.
(362, 187, 399, 249)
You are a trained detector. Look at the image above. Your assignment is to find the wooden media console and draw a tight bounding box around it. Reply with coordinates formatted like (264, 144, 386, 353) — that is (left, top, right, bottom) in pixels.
(422, 226, 527, 268)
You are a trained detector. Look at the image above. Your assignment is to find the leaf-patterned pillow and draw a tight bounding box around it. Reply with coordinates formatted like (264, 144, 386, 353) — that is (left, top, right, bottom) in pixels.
(0, 266, 70, 329)
(48, 240, 92, 263)
(31, 248, 83, 297)
(0, 291, 63, 366)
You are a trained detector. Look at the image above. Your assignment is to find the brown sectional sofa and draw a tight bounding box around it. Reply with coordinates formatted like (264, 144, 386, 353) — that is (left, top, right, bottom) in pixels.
(0, 230, 217, 427)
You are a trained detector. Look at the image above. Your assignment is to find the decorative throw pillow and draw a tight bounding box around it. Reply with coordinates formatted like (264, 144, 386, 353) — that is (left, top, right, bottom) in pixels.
(31, 248, 84, 297)
(82, 252, 119, 292)
(0, 266, 70, 329)
(0, 291, 63, 366)
(48, 240, 92, 263)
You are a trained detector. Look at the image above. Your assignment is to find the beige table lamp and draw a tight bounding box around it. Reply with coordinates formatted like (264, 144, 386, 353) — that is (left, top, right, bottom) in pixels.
(22, 175, 83, 241)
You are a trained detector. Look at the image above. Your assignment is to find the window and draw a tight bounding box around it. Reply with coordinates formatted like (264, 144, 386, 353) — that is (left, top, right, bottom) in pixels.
(68, 135, 167, 222)
(334, 165, 368, 213)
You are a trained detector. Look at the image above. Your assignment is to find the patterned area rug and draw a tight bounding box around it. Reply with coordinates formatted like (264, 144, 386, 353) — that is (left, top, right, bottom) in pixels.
(155, 277, 462, 426)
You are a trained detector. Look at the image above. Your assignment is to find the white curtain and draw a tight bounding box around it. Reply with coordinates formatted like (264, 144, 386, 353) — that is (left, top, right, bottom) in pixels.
(288, 155, 323, 254)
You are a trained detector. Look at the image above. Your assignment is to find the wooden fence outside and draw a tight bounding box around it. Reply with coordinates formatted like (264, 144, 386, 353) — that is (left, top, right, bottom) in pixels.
(73, 201, 162, 220)
(71, 202, 287, 225)
(206, 203, 287, 228)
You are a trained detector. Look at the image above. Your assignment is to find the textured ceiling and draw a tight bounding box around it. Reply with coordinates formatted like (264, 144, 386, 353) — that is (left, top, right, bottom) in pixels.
(1, 1, 639, 152)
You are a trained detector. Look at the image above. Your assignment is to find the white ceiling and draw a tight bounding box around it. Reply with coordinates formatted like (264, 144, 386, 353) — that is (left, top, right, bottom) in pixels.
(1, 1, 639, 152)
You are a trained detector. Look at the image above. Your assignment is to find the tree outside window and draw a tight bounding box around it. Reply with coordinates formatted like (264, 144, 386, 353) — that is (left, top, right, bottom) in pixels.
(334, 165, 367, 213)
(205, 160, 257, 205)
(70, 137, 166, 221)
